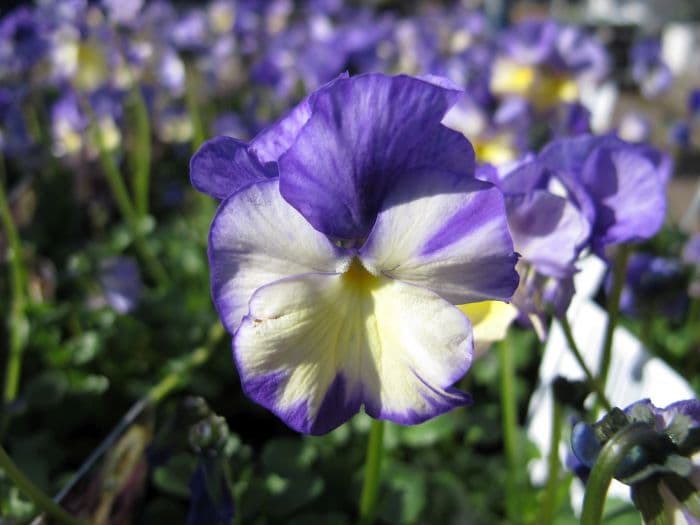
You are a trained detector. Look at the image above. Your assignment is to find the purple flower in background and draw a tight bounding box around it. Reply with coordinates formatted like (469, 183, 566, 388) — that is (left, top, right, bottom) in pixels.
(0, 88, 33, 156)
(0, 6, 48, 76)
(630, 37, 672, 99)
(571, 399, 700, 525)
(611, 253, 688, 320)
(193, 73, 519, 434)
(536, 134, 670, 253)
(169, 10, 208, 53)
(99, 257, 143, 314)
(476, 156, 589, 335)
(101, 0, 143, 26)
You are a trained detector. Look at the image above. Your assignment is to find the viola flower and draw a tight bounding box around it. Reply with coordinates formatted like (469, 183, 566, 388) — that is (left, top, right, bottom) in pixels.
(473, 158, 590, 336)
(0, 6, 49, 78)
(571, 399, 700, 525)
(532, 134, 671, 253)
(193, 73, 519, 434)
(492, 20, 608, 110)
(609, 253, 688, 320)
(630, 37, 672, 99)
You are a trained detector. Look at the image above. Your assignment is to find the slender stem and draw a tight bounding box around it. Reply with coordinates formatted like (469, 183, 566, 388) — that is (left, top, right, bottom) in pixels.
(597, 246, 630, 406)
(688, 297, 700, 333)
(358, 419, 385, 525)
(83, 98, 169, 289)
(539, 397, 563, 525)
(0, 155, 29, 432)
(0, 445, 82, 525)
(580, 423, 659, 525)
(185, 61, 206, 152)
(55, 323, 225, 503)
(499, 338, 520, 522)
(559, 316, 612, 411)
(126, 87, 151, 218)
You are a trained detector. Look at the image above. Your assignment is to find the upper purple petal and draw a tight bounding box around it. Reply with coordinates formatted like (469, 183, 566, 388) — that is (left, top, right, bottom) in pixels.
(278, 73, 474, 240)
(190, 136, 276, 200)
(250, 71, 350, 164)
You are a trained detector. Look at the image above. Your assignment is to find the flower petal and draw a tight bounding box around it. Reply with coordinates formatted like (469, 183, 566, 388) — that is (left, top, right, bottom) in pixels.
(234, 272, 473, 434)
(278, 73, 474, 240)
(190, 136, 275, 200)
(581, 144, 666, 246)
(208, 179, 348, 333)
(250, 72, 350, 164)
(458, 301, 518, 345)
(506, 190, 590, 278)
(360, 171, 519, 304)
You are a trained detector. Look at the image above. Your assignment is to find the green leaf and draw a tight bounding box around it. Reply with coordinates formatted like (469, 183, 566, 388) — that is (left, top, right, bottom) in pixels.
(261, 438, 317, 477)
(396, 413, 457, 448)
(379, 461, 427, 524)
(265, 472, 324, 517)
(153, 453, 197, 499)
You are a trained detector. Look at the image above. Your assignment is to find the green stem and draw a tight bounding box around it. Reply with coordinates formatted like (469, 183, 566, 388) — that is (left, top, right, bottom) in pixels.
(0, 445, 82, 525)
(126, 87, 151, 218)
(83, 98, 169, 289)
(358, 419, 385, 525)
(539, 397, 563, 525)
(55, 323, 225, 502)
(559, 316, 612, 411)
(580, 423, 659, 525)
(185, 61, 206, 152)
(499, 339, 520, 522)
(0, 155, 29, 430)
(688, 297, 700, 334)
(597, 246, 630, 407)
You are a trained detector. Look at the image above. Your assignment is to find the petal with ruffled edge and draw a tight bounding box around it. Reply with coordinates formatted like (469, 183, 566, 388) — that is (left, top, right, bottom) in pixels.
(190, 136, 276, 200)
(234, 270, 473, 435)
(278, 73, 474, 240)
(191, 74, 351, 200)
(250, 71, 350, 164)
(359, 171, 518, 304)
(581, 145, 666, 246)
(505, 190, 590, 278)
(208, 179, 349, 333)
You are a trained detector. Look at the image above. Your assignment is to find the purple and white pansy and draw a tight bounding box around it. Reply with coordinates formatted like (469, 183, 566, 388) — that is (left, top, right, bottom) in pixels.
(192, 73, 519, 434)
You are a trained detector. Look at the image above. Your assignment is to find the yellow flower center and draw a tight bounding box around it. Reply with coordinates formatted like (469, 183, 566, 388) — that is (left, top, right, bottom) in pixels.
(342, 258, 380, 291)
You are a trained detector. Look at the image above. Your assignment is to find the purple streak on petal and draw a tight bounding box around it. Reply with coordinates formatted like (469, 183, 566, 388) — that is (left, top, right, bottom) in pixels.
(360, 171, 518, 304)
(419, 179, 505, 256)
(240, 369, 288, 411)
(364, 371, 471, 426)
(309, 374, 363, 435)
(279, 73, 473, 240)
(237, 363, 363, 435)
(190, 136, 276, 200)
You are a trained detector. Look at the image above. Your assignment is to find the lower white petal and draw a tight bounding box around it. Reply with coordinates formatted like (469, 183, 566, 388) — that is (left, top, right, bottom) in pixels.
(234, 268, 472, 434)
